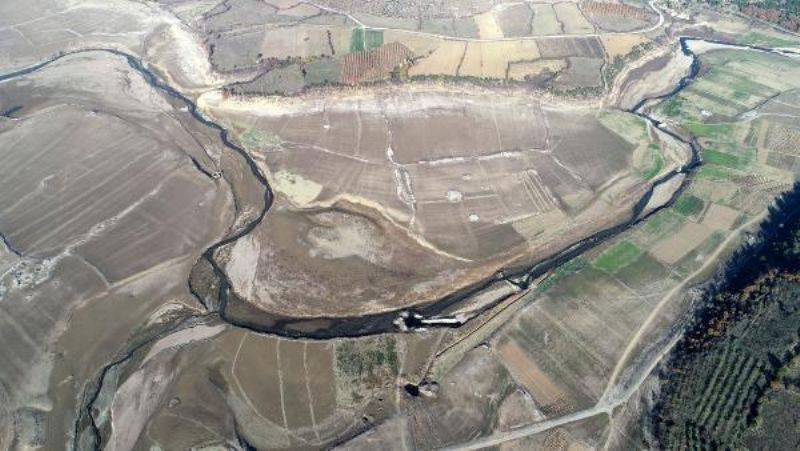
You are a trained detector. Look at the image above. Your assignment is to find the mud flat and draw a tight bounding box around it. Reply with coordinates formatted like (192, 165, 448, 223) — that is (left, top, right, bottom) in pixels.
(613, 45, 695, 110)
(0, 51, 232, 448)
(4, 1, 800, 449)
(0, 0, 220, 95)
(196, 87, 691, 330)
(334, 36, 800, 450)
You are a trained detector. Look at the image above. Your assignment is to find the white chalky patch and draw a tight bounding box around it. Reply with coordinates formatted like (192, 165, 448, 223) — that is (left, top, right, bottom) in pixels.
(446, 190, 463, 202)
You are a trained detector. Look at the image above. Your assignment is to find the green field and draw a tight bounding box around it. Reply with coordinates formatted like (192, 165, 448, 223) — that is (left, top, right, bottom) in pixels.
(674, 194, 705, 217)
(350, 28, 384, 52)
(686, 122, 735, 141)
(738, 31, 800, 49)
(537, 257, 588, 294)
(638, 209, 686, 245)
(594, 240, 643, 273)
(640, 144, 665, 181)
(704, 147, 757, 171)
(703, 148, 747, 169)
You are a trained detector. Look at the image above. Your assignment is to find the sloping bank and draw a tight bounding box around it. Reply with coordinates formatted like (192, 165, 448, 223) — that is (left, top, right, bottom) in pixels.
(647, 182, 800, 449)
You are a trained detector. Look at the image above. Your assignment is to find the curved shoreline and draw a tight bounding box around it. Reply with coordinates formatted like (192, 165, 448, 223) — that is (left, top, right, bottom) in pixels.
(0, 37, 792, 340)
(199, 37, 708, 339)
(2, 36, 795, 450)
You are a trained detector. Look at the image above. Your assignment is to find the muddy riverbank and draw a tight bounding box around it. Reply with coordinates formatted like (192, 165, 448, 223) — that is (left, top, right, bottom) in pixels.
(2, 37, 793, 341)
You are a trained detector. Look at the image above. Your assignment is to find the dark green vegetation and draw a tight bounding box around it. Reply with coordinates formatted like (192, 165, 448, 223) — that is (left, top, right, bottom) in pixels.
(673, 193, 705, 217)
(649, 182, 800, 449)
(663, 98, 683, 117)
(350, 28, 383, 52)
(336, 336, 399, 379)
(741, 356, 800, 449)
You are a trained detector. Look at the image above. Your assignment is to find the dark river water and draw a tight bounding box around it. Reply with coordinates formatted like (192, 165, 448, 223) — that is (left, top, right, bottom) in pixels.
(1, 38, 795, 341)
(3, 35, 797, 451)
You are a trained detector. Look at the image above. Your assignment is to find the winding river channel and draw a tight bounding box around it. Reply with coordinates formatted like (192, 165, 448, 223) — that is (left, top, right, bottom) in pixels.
(207, 36, 799, 338)
(1, 37, 798, 341)
(2, 35, 798, 450)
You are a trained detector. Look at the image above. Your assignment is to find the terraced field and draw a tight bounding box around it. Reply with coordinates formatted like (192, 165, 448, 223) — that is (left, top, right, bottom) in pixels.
(165, 0, 660, 94)
(3, 0, 800, 450)
(416, 41, 800, 451)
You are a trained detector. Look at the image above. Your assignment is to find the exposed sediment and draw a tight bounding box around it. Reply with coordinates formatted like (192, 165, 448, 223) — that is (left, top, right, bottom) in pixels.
(3, 34, 795, 449)
(0, 38, 766, 341)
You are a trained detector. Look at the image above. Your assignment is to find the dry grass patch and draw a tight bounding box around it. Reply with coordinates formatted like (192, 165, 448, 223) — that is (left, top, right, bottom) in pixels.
(265, 0, 306, 8)
(554, 2, 594, 34)
(277, 3, 320, 17)
(230, 334, 285, 425)
(651, 221, 714, 265)
(498, 339, 570, 412)
(508, 59, 567, 81)
(701, 203, 740, 230)
(279, 340, 315, 429)
(459, 41, 540, 79)
(601, 34, 650, 58)
(474, 11, 505, 39)
(260, 25, 344, 60)
(408, 40, 466, 76)
(511, 209, 570, 243)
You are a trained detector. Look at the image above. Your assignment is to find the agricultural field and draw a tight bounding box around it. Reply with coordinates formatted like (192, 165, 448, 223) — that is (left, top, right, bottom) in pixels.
(531, 3, 564, 35)
(583, 0, 657, 32)
(554, 2, 595, 34)
(458, 41, 541, 79)
(88, 325, 406, 449)
(650, 188, 800, 449)
(152, 0, 663, 94)
(4, 0, 800, 450)
(554, 56, 604, 89)
(393, 37, 800, 451)
(508, 59, 567, 82)
(496, 3, 535, 38)
(651, 46, 799, 221)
